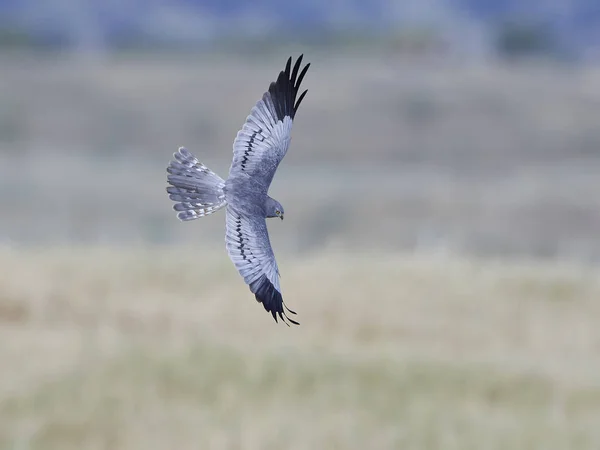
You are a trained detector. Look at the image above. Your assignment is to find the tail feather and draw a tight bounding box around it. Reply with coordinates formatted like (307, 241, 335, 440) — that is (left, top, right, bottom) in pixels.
(166, 147, 227, 221)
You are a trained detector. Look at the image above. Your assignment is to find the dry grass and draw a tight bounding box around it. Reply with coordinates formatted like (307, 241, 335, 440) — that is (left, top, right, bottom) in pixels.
(0, 246, 599, 449)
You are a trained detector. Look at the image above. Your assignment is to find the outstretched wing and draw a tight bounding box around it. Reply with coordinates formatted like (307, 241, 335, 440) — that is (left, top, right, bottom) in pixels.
(225, 205, 298, 326)
(228, 55, 310, 192)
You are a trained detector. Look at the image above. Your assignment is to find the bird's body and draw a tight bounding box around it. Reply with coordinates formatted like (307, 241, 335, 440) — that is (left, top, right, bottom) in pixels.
(166, 55, 310, 326)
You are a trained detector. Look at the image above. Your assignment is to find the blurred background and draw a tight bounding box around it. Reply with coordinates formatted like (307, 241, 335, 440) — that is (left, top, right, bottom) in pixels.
(0, 1, 600, 449)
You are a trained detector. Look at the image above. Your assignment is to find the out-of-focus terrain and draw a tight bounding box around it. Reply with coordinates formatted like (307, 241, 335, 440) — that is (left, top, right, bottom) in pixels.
(1, 53, 599, 260)
(1, 50, 599, 449)
(0, 248, 599, 449)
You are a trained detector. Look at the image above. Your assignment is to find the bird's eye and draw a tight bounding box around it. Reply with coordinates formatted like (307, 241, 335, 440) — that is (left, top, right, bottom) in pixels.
(275, 210, 281, 215)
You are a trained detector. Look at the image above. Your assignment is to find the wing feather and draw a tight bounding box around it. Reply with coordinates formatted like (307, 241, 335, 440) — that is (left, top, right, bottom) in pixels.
(228, 55, 310, 191)
(223, 55, 309, 325)
(225, 206, 298, 326)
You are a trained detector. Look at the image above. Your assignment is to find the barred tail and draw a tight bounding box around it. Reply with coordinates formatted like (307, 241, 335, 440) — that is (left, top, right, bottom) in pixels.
(166, 147, 227, 221)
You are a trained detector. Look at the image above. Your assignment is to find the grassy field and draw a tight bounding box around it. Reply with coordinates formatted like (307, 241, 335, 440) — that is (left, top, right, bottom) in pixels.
(0, 246, 599, 449)
(0, 50, 599, 448)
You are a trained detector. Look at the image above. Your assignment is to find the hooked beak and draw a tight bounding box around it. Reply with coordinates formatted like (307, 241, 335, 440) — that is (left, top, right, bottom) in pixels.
(279, 213, 284, 221)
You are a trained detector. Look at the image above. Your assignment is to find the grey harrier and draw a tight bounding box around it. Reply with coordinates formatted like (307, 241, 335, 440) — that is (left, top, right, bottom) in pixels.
(166, 55, 310, 326)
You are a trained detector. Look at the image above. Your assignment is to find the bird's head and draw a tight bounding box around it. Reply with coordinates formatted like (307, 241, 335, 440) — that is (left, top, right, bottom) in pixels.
(266, 197, 284, 220)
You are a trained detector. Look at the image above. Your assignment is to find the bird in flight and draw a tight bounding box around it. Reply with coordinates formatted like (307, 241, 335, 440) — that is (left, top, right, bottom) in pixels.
(165, 55, 310, 326)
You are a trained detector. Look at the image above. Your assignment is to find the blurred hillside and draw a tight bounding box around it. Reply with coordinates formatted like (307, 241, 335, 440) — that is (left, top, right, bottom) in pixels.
(0, 0, 599, 59)
(0, 52, 599, 262)
(0, 0, 598, 262)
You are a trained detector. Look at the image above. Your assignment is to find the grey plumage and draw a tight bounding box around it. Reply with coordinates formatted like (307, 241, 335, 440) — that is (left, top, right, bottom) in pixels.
(166, 148, 226, 221)
(165, 55, 310, 326)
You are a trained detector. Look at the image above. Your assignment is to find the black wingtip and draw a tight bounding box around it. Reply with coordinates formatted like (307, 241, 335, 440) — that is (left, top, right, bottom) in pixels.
(283, 301, 297, 315)
(285, 315, 300, 326)
(253, 275, 300, 326)
(268, 55, 310, 121)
